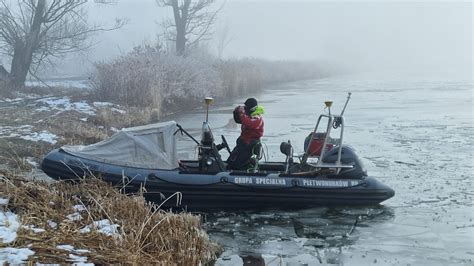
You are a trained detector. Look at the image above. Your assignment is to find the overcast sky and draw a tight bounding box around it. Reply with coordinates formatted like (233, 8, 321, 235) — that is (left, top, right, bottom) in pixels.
(220, 1, 472, 75)
(20, 0, 472, 78)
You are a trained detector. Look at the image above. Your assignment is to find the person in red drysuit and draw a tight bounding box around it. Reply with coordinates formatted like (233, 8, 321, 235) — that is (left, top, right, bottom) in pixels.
(227, 98, 264, 170)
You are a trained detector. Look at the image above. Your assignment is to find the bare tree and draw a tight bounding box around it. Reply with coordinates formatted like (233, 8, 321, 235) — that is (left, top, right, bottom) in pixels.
(0, 0, 124, 88)
(158, 0, 220, 56)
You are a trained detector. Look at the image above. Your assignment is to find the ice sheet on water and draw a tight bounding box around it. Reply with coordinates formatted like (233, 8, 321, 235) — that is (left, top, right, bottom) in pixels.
(26, 79, 90, 89)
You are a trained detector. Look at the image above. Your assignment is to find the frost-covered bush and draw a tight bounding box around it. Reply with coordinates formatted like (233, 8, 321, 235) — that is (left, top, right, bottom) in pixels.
(91, 48, 161, 109)
(216, 58, 329, 98)
(91, 44, 329, 117)
(216, 59, 264, 98)
(91, 45, 220, 114)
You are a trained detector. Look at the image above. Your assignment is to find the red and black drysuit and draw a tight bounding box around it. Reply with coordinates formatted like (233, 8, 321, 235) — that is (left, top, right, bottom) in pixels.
(226, 108, 264, 170)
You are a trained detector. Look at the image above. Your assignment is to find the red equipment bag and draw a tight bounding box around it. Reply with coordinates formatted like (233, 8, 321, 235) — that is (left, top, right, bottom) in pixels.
(304, 133, 333, 156)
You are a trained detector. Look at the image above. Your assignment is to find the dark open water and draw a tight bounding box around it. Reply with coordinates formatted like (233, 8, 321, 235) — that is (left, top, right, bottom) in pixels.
(170, 73, 473, 265)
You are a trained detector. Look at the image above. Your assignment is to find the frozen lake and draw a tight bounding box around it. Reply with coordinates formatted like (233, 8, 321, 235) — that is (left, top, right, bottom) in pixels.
(169, 73, 473, 265)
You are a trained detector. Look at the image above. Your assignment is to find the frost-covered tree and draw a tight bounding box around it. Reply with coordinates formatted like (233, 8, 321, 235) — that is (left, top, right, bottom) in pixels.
(0, 0, 124, 88)
(158, 0, 220, 56)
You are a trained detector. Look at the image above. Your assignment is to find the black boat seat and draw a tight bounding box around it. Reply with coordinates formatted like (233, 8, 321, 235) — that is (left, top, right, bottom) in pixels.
(258, 162, 286, 172)
(178, 160, 200, 171)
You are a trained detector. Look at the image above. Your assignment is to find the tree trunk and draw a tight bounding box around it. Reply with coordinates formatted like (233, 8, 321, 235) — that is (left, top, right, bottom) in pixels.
(171, 0, 190, 56)
(175, 22, 186, 56)
(8, 0, 45, 88)
(9, 42, 29, 87)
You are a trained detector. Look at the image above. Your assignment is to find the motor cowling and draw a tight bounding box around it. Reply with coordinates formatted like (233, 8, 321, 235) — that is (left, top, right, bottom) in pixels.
(322, 145, 367, 178)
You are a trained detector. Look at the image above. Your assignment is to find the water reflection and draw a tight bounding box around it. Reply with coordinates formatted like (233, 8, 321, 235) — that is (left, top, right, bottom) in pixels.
(206, 205, 394, 265)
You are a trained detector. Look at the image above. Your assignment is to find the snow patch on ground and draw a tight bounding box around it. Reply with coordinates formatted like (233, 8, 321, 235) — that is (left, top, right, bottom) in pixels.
(0, 125, 33, 137)
(20, 130, 58, 144)
(0, 211, 20, 244)
(93, 101, 126, 114)
(66, 212, 82, 222)
(23, 225, 45, 233)
(0, 125, 58, 144)
(0, 198, 8, 206)
(57, 244, 90, 254)
(2, 98, 25, 103)
(57, 244, 75, 252)
(0, 247, 35, 264)
(56, 244, 92, 264)
(75, 249, 90, 254)
(47, 220, 58, 229)
(68, 254, 91, 264)
(0, 95, 126, 148)
(1, 93, 39, 103)
(111, 107, 126, 114)
(79, 219, 119, 236)
(35, 97, 95, 115)
(0, 210, 35, 263)
(93, 101, 113, 107)
(26, 157, 38, 167)
(73, 205, 87, 212)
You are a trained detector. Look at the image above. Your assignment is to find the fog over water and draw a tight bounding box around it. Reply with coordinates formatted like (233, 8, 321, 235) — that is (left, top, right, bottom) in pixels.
(25, 0, 472, 79)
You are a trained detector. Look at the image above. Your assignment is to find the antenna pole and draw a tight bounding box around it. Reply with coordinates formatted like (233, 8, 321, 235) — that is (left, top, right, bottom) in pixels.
(340, 92, 352, 116)
(324, 101, 333, 115)
(204, 97, 214, 123)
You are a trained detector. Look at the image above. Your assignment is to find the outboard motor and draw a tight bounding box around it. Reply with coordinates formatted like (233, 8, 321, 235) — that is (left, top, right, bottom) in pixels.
(198, 98, 226, 172)
(322, 145, 367, 178)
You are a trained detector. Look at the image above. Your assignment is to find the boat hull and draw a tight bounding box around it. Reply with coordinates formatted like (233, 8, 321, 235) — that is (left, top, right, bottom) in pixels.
(41, 149, 395, 210)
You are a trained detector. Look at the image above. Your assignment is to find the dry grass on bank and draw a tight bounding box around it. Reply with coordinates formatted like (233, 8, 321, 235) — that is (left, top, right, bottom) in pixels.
(0, 173, 220, 264)
(0, 93, 162, 169)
